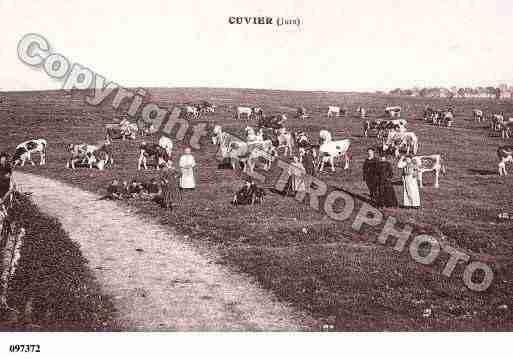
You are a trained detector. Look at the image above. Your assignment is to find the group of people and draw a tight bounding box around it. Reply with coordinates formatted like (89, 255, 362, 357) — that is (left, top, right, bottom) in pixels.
(103, 147, 198, 209)
(363, 148, 421, 209)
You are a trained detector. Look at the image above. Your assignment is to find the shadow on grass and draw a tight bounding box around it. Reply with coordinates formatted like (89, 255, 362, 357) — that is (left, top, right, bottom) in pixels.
(468, 168, 497, 176)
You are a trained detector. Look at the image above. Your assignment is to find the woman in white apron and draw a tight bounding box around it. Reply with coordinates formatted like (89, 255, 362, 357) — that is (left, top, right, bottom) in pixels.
(178, 148, 196, 190)
(397, 155, 420, 208)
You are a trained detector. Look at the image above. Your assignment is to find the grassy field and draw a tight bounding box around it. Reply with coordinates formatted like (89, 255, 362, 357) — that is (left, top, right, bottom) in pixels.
(1, 88, 512, 330)
(0, 193, 116, 330)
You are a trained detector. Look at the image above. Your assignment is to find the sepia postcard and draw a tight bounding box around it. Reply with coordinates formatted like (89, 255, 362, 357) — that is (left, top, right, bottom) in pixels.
(0, 0, 512, 358)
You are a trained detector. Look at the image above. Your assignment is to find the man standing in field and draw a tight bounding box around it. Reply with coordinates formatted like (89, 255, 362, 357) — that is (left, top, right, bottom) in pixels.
(362, 148, 378, 204)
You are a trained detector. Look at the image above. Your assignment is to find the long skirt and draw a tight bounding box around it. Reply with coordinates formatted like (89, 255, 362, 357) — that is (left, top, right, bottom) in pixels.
(402, 175, 420, 207)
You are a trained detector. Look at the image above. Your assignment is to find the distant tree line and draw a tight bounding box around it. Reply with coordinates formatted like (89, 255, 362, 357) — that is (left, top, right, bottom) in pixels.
(386, 86, 511, 99)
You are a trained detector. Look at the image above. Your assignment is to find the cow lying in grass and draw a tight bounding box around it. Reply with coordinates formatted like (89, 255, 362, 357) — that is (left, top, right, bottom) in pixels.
(498, 146, 513, 176)
(12, 139, 47, 167)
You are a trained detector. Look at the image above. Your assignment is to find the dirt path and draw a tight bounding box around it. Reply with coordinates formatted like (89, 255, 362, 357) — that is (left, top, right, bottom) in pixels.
(14, 172, 315, 330)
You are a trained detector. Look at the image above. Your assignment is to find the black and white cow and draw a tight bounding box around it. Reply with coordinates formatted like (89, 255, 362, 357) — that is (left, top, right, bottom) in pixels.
(138, 142, 171, 170)
(67, 141, 113, 170)
(473, 109, 484, 123)
(498, 146, 513, 176)
(12, 139, 47, 167)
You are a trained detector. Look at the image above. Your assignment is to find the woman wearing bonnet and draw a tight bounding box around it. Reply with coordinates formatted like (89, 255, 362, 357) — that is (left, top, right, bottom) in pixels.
(397, 155, 421, 208)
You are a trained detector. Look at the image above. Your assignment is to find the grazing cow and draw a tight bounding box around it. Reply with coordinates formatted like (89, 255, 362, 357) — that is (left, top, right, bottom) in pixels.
(490, 113, 505, 135)
(12, 139, 47, 167)
(276, 128, 294, 156)
(236, 106, 253, 120)
(383, 130, 419, 157)
(67, 141, 113, 170)
(473, 109, 484, 123)
(244, 140, 277, 173)
(363, 119, 384, 138)
(363, 119, 407, 138)
(356, 107, 367, 119)
(105, 119, 137, 141)
(385, 106, 402, 118)
(138, 142, 170, 170)
(412, 154, 446, 188)
(491, 114, 513, 138)
(498, 146, 513, 176)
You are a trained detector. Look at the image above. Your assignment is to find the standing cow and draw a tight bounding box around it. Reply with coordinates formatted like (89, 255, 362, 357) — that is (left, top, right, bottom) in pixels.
(473, 109, 484, 123)
(317, 130, 351, 172)
(498, 146, 513, 176)
(235, 106, 253, 120)
(327, 106, 342, 118)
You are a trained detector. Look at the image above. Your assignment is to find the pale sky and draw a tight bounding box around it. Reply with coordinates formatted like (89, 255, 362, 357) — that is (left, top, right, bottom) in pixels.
(1, 0, 512, 92)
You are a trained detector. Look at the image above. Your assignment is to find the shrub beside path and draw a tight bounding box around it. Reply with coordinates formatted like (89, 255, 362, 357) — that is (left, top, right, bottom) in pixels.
(15, 172, 315, 330)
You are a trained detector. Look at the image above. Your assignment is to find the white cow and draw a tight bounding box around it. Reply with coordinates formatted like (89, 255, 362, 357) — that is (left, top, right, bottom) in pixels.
(327, 106, 340, 118)
(411, 154, 446, 188)
(318, 130, 350, 172)
(12, 139, 47, 167)
(236, 106, 253, 120)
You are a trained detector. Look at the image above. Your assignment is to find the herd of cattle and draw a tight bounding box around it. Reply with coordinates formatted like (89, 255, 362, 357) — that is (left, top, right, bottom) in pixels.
(6, 102, 513, 190)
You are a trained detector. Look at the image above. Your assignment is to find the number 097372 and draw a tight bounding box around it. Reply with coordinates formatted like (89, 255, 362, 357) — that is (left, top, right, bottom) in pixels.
(9, 344, 40, 353)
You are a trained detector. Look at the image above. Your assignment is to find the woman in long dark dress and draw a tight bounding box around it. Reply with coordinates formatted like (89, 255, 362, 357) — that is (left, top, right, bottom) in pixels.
(161, 169, 179, 209)
(376, 154, 398, 208)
